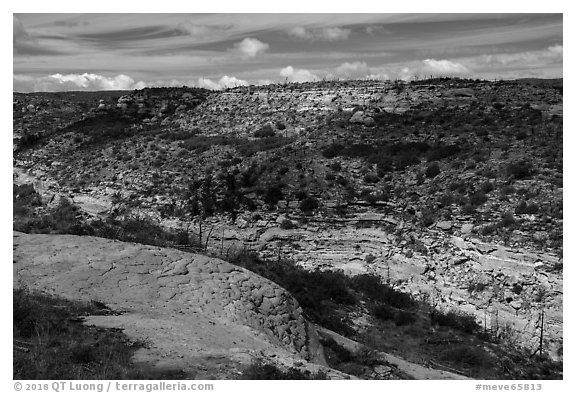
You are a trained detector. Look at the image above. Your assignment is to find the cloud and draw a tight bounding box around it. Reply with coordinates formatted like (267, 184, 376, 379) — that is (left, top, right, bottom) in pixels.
(13, 15, 38, 54)
(13, 16, 30, 45)
(422, 59, 470, 75)
(475, 45, 563, 67)
(197, 75, 248, 90)
(13, 73, 146, 92)
(280, 66, 318, 83)
(366, 72, 391, 81)
(232, 38, 269, 58)
(288, 26, 351, 42)
(335, 61, 371, 78)
(176, 23, 224, 40)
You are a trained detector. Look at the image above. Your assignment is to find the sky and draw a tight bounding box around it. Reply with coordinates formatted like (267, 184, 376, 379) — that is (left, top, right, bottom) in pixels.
(13, 12, 563, 92)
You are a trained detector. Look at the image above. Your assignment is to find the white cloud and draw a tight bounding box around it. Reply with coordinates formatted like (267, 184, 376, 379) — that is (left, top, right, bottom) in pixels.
(335, 61, 371, 78)
(475, 45, 563, 67)
(422, 59, 470, 75)
(398, 67, 414, 81)
(51, 73, 140, 89)
(280, 66, 318, 83)
(13, 73, 146, 92)
(197, 75, 248, 90)
(366, 72, 390, 81)
(288, 26, 351, 42)
(176, 23, 223, 39)
(232, 38, 269, 58)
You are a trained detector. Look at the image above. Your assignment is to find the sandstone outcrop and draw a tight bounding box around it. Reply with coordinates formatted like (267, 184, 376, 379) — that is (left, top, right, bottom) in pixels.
(13, 231, 327, 377)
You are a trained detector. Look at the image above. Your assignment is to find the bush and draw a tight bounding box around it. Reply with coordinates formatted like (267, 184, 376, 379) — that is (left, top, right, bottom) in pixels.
(500, 212, 516, 227)
(394, 310, 417, 326)
(481, 224, 498, 236)
(427, 144, 460, 160)
(425, 162, 441, 178)
(372, 303, 395, 321)
(279, 219, 296, 230)
(299, 196, 319, 214)
(263, 183, 284, 207)
(321, 336, 354, 363)
(480, 181, 495, 194)
(352, 274, 415, 309)
(439, 345, 492, 367)
(241, 362, 326, 380)
(363, 172, 379, 184)
(254, 124, 275, 138)
(421, 209, 436, 227)
(13, 183, 43, 217)
(430, 309, 480, 334)
(515, 201, 539, 214)
(507, 161, 534, 180)
(469, 191, 488, 207)
(322, 143, 345, 159)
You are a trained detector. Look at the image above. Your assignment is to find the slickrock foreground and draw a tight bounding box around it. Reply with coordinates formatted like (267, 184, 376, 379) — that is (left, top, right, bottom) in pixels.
(12, 231, 327, 378)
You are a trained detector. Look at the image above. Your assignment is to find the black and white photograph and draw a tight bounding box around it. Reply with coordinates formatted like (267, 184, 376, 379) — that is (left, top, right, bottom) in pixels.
(11, 4, 565, 385)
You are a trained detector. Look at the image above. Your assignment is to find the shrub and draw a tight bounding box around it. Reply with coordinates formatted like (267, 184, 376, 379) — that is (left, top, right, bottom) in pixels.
(469, 191, 488, 207)
(439, 345, 492, 367)
(330, 161, 342, 171)
(322, 143, 345, 159)
(254, 124, 275, 138)
(241, 362, 326, 380)
(352, 274, 415, 309)
(372, 303, 395, 321)
(449, 180, 468, 194)
(515, 201, 539, 214)
(438, 193, 454, 208)
(363, 172, 379, 184)
(263, 183, 284, 206)
(299, 196, 319, 214)
(425, 162, 441, 178)
(279, 219, 296, 230)
(481, 224, 498, 236)
(507, 161, 534, 180)
(394, 310, 417, 326)
(13, 183, 43, 217)
(321, 337, 354, 363)
(480, 181, 495, 194)
(500, 212, 516, 227)
(375, 157, 393, 176)
(467, 282, 488, 293)
(430, 309, 480, 334)
(427, 144, 460, 160)
(421, 209, 436, 227)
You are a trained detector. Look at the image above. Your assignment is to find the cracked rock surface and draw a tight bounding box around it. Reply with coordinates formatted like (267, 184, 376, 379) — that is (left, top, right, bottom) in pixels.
(12, 231, 327, 378)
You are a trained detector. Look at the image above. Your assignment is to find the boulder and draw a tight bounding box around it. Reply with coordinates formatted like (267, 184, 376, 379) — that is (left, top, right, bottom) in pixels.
(349, 111, 375, 126)
(437, 221, 453, 230)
